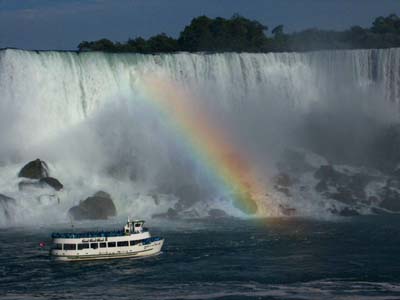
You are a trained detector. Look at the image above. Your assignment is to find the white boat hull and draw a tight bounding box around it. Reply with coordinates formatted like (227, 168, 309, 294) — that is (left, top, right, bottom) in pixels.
(51, 239, 164, 262)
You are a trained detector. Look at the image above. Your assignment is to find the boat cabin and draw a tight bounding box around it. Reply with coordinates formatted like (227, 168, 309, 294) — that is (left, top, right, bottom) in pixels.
(124, 219, 145, 235)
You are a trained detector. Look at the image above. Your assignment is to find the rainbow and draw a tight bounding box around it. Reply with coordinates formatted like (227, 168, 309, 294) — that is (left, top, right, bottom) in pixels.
(137, 74, 266, 215)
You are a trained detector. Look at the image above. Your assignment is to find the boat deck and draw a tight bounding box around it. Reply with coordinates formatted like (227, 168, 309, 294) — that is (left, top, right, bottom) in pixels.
(51, 228, 148, 239)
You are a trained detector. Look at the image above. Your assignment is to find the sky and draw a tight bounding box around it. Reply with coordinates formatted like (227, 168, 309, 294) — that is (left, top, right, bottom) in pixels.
(0, 0, 399, 50)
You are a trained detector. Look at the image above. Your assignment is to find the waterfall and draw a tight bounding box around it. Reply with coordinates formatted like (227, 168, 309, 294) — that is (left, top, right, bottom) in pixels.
(0, 48, 399, 226)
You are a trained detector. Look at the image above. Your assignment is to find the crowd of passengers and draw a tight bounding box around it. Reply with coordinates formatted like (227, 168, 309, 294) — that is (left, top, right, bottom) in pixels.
(51, 230, 126, 239)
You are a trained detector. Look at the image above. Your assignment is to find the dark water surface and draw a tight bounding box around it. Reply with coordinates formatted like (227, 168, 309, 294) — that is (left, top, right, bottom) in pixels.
(1, 216, 400, 299)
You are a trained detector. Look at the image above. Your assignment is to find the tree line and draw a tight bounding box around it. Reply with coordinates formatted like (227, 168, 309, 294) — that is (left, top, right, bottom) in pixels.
(78, 13, 400, 53)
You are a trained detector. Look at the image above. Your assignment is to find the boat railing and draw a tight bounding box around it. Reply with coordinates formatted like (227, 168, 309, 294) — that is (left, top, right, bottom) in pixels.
(51, 230, 125, 239)
(51, 228, 149, 239)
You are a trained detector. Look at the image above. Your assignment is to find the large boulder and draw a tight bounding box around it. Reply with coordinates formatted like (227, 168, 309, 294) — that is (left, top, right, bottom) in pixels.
(233, 190, 258, 214)
(208, 208, 228, 218)
(18, 177, 63, 192)
(314, 165, 371, 206)
(40, 177, 63, 191)
(273, 173, 293, 197)
(68, 191, 117, 220)
(377, 178, 400, 212)
(18, 159, 49, 179)
(152, 208, 179, 219)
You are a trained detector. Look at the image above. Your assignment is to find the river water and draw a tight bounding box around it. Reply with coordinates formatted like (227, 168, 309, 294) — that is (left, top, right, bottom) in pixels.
(1, 216, 400, 299)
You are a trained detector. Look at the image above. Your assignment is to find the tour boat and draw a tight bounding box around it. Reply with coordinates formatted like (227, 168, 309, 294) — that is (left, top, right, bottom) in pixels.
(50, 219, 164, 261)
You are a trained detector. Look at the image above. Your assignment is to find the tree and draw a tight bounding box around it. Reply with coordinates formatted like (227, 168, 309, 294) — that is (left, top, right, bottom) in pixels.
(77, 13, 400, 53)
(148, 33, 179, 53)
(271, 25, 288, 51)
(372, 14, 400, 34)
(178, 15, 269, 52)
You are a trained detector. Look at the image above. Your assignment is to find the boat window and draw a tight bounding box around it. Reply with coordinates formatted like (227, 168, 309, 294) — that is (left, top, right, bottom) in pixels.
(117, 241, 129, 247)
(130, 240, 137, 246)
(99, 242, 107, 248)
(90, 243, 98, 249)
(78, 243, 89, 250)
(108, 242, 116, 247)
(54, 243, 62, 250)
(64, 244, 76, 251)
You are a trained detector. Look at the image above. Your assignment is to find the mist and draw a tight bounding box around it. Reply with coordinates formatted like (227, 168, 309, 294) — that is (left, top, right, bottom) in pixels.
(0, 48, 399, 226)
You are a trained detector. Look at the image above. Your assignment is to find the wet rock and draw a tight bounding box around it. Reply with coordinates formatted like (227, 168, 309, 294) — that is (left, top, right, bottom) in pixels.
(314, 165, 340, 181)
(181, 209, 200, 219)
(39, 177, 63, 191)
(208, 208, 228, 218)
(274, 173, 292, 187)
(330, 207, 360, 217)
(314, 165, 371, 206)
(379, 192, 400, 212)
(68, 191, 116, 220)
(152, 208, 179, 219)
(371, 124, 400, 172)
(273, 172, 293, 196)
(371, 207, 393, 215)
(233, 191, 258, 214)
(376, 178, 400, 212)
(18, 159, 49, 179)
(18, 177, 63, 192)
(279, 204, 297, 216)
(93, 191, 111, 199)
(174, 184, 204, 211)
(338, 207, 360, 217)
(277, 149, 315, 175)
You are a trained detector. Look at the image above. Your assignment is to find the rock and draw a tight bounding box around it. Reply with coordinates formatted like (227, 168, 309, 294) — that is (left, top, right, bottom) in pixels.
(371, 124, 400, 172)
(39, 177, 63, 191)
(18, 177, 63, 192)
(371, 207, 393, 215)
(152, 208, 179, 219)
(330, 207, 360, 217)
(233, 190, 258, 214)
(174, 184, 204, 211)
(93, 191, 110, 199)
(314, 165, 339, 181)
(68, 191, 117, 220)
(314, 165, 371, 206)
(376, 178, 400, 212)
(279, 204, 297, 216)
(208, 208, 228, 218)
(18, 159, 49, 179)
(277, 149, 315, 175)
(338, 207, 360, 217)
(0, 194, 16, 220)
(181, 209, 200, 219)
(274, 173, 292, 187)
(379, 193, 400, 212)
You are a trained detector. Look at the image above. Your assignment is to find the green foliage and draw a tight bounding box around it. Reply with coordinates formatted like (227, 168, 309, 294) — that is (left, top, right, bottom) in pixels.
(178, 15, 268, 52)
(77, 13, 400, 53)
(148, 33, 179, 52)
(78, 39, 116, 52)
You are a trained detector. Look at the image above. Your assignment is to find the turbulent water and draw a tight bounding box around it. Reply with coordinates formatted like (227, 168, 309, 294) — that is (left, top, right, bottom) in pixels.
(2, 217, 400, 299)
(1, 48, 400, 225)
